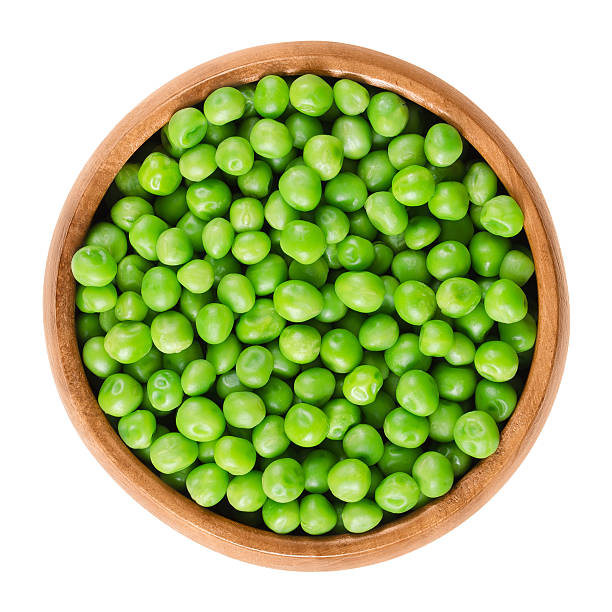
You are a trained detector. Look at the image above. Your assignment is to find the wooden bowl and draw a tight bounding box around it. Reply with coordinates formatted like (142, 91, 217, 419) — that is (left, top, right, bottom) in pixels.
(44, 41, 569, 571)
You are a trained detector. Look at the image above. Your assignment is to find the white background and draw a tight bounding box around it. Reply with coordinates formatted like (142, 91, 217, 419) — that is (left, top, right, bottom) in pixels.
(2, 1, 610, 610)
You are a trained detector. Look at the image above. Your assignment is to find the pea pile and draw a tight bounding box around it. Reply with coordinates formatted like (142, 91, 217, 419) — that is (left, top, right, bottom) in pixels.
(72, 74, 537, 535)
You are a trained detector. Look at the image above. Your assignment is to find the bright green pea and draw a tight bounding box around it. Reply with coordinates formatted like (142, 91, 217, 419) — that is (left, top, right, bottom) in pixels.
(375, 472, 420, 513)
(245, 254, 288, 297)
(322, 398, 360, 440)
(455, 302, 494, 343)
(253, 75, 289, 118)
(484, 278, 528, 323)
(391, 250, 431, 284)
(328, 458, 371, 502)
(434, 442, 473, 478)
(284, 403, 328, 447)
(201, 217, 234, 259)
(432, 362, 478, 401)
(384, 407, 429, 448)
(231, 231, 270, 265)
(217, 273, 256, 314)
(384, 333, 431, 376)
(285, 112, 324, 150)
(258, 375, 294, 414)
(99, 308, 119, 332)
(150, 310, 193, 354)
(474, 340, 518, 382)
(278, 324, 320, 364)
(500, 249, 535, 286)
(85, 222, 127, 263)
(186, 178, 232, 221)
(289, 74, 333, 117)
(396, 369, 440, 417)
(195, 302, 234, 345)
(419, 320, 454, 357)
(278, 166, 322, 212)
(180, 359, 216, 396)
(140, 267, 180, 312)
(445, 332, 476, 366)
(300, 449, 335, 493)
(114, 255, 151, 294)
(122, 346, 161, 384)
(342, 365, 383, 406)
(235, 346, 274, 389)
(294, 368, 335, 406)
(454, 410, 500, 458)
(76, 283, 117, 313)
(342, 424, 384, 466)
(179, 288, 211, 322)
(118, 409, 156, 450)
(215, 371, 247, 399)
(388, 133, 426, 169)
(288, 258, 328, 289)
(358, 314, 399, 352)
(428, 181, 470, 220)
(367, 91, 409, 137)
(147, 369, 183, 411)
(333, 79, 370, 116)
(499, 313, 537, 353)
(331, 115, 372, 160)
(342, 499, 383, 533)
(463, 161, 497, 205)
(273, 280, 324, 322)
(439, 215, 475, 245)
(300, 493, 337, 535)
(394, 280, 436, 325)
(369, 242, 394, 275)
(162, 341, 204, 374)
(214, 435, 256, 475)
(186, 463, 229, 507)
(104, 321, 152, 364)
(174, 212, 204, 253)
(374, 275, 396, 315)
(129, 214, 170, 261)
(320, 328, 363, 373)
(469, 231, 511, 277)
(221, 391, 265, 430)
(249, 118, 293, 159)
(176, 396, 225, 442)
(391, 165, 435, 207)
(150, 432, 198, 474)
(215, 136, 254, 176)
(155, 228, 193, 266)
(334, 271, 385, 314)
(161, 121, 187, 156)
(302, 134, 344, 180)
(175, 260, 214, 295)
(82, 336, 120, 378)
(436, 277, 481, 318)
(377, 443, 421, 476)
(76, 313, 104, 345)
(428, 400, 463, 443)
(115, 162, 152, 198)
(261, 458, 304, 503)
(475, 379, 518, 422)
(236, 299, 286, 344)
(264, 191, 299, 230)
(324, 172, 368, 212)
(279, 220, 326, 265)
(481, 195, 524, 237)
(365, 192, 408, 236)
(357, 150, 395, 191)
(412, 451, 454, 497)
(137, 152, 181, 197)
(98, 373, 143, 417)
(227, 471, 267, 512)
(178, 143, 217, 182)
(203, 87, 245, 125)
(261, 499, 300, 534)
(266, 148, 298, 173)
(71, 245, 117, 287)
(426, 240, 471, 280)
(167, 107, 207, 149)
(336, 235, 374, 270)
(251, 415, 290, 458)
(114, 291, 148, 322)
(424, 123, 463, 167)
(206, 334, 241, 375)
(237, 160, 273, 199)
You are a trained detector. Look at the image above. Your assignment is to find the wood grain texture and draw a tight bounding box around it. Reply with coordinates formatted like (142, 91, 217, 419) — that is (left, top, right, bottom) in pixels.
(43, 42, 569, 571)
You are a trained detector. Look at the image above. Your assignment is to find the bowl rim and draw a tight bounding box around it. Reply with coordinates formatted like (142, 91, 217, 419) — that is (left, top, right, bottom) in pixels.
(43, 41, 569, 571)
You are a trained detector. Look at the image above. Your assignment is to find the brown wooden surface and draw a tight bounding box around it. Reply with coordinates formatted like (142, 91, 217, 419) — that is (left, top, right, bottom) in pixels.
(43, 41, 569, 571)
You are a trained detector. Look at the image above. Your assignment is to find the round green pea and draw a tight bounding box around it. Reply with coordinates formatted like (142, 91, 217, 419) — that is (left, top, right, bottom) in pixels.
(186, 178, 232, 221)
(214, 436, 256, 476)
(294, 368, 335, 406)
(324, 172, 368, 212)
(424, 123, 463, 168)
(358, 314, 399, 351)
(357, 150, 396, 191)
(147, 368, 183, 412)
(141, 266, 181, 312)
(445, 332, 476, 366)
(419, 320, 454, 357)
(203, 87, 245, 125)
(431, 362, 478, 401)
(328, 458, 371, 502)
(262, 499, 300, 534)
(227, 471, 266, 512)
(280, 220, 326, 265)
(235, 346, 274, 389)
(71, 245, 117, 287)
(262, 458, 305, 503)
(195, 303, 234, 345)
(342, 424, 384, 466)
(469, 231, 511, 277)
(250, 118, 293, 159)
(323, 399, 361, 440)
(396, 369, 439, 416)
(187, 463, 229, 507)
(342, 499, 383, 533)
(236, 299, 286, 345)
(217, 273, 256, 314)
(394, 280, 436, 325)
(475, 379, 517, 422)
(367, 91, 409, 137)
(481, 195, 524, 237)
(331, 115, 372, 160)
(426, 240, 471, 280)
(333, 79, 369, 116)
(76, 284, 117, 313)
(412, 451, 454, 497)
(138, 152, 181, 197)
(300, 494, 337, 535)
(463, 161, 497, 205)
(484, 279, 528, 323)
(82, 336, 120, 378)
(454, 410, 500, 458)
(150, 432, 198, 474)
(343, 365, 383, 406)
(499, 313, 537, 353)
(391, 165, 435, 207)
(384, 407, 429, 448)
(258, 375, 294, 413)
(289, 74, 333, 117)
(334, 271, 385, 313)
(150, 311, 193, 354)
(377, 443, 421, 476)
(278, 166, 322, 212)
(303, 134, 344, 180)
(284, 403, 329, 447)
(176, 397, 225, 442)
(118, 409, 157, 449)
(273, 280, 323, 322)
(180, 359, 216, 396)
(436, 277, 481, 318)
(428, 400, 463, 443)
(384, 333, 431, 376)
(375, 472, 420, 513)
(206, 334, 241, 375)
(474, 340, 519, 382)
(388, 133, 426, 169)
(104, 321, 152, 364)
(252, 415, 290, 458)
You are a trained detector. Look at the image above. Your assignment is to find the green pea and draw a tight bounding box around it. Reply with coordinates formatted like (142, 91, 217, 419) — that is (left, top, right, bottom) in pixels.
(365, 193, 408, 237)
(154, 186, 189, 225)
(229, 230, 270, 265)
(205, 334, 240, 375)
(150, 311, 193, 354)
(384, 334, 430, 378)
(236, 160, 272, 199)
(278, 166, 322, 212)
(474, 340, 518, 382)
(436, 277, 481, 318)
(418, 319, 453, 357)
(426, 240, 471, 280)
(454, 410, 500, 458)
(154, 227, 192, 266)
(76, 313, 104, 345)
(484, 279, 528, 323)
(76, 283, 117, 313)
(214, 435, 256, 475)
(251, 75, 289, 118)
(394, 280, 436, 325)
(174, 213, 204, 253)
(431, 362, 478, 401)
(300, 493, 337, 535)
(175, 260, 213, 295)
(384, 408, 429, 448)
(341, 499, 382, 533)
(248, 118, 292, 160)
(289, 74, 333, 117)
(427, 181, 469, 221)
(200, 218, 234, 260)
(137, 152, 181, 196)
(97, 373, 142, 417)
(85, 222, 127, 263)
(203, 87, 245, 125)
(250, 415, 289, 458)
(424, 123, 463, 167)
(186, 463, 229, 507)
(463, 161, 497, 205)
(139, 267, 180, 313)
(99, 308, 119, 332)
(336, 235, 374, 270)
(320, 398, 358, 440)
(367, 243, 392, 275)
(217, 273, 256, 314)
(180, 359, 216, 396)
(342, 424, 384, 466)
(378, 443, 421, 476)
(395, 369, 439, 416)
(215, 136, 254, 176)
(236, 299, 286, 344)
(391, 165, 435, 207)
(227, 198, 264, 233)
(334, 271, 385, 314)
(288, 259, 328, 290)
(235, 346, 274, 388)
(324, 172, 368, 212)
(104, 321, 152, 364)
(262, 499, 300, 534)
(320, 328, 363, 373)
(272, 280, 323, 323)
(263, 190, 299, 230)
(302, 134, 344, 180)
(82, 336, 120, 378)
(367, 91, 409, 137)
(284, 113, 322, 151)
(71, 245, 117, 287)
(123, 346, 162, 383)
(375, 472, 420, 513)
(475, 379, 517, 422)
(147, 369, 183, 411)
(167, 107, 207, 149)
(427, 399, 463, 443)
(195, 303, 234, 345)
(114, 291, 148, 322)
(258, 375, 294, 414)
(220, 392, 265, 432)
(445, 332, 476, 366)
(388, 133, 426, 169)
(331, 115, 372, 160)
(118, 409, 157, 449)
(439, 215, 475, 245)
(358, 314, 399, 352)
(115, 162, 151, 198)
(391, 250, 431, 284)
(333, 79, 370, 115)
(342, 365, 383, 406)
(455, 302, 494, 343)
(284, 403, 328, 447)
(178, 143, 217, 182)
(357, 150, 395, 191)
(261, 457, 305, 503)
(481, 195, 524, 237)
(280, 220, 326, 264)
(301, 449, 335, 493)
(186, 178, 232, 221)
(469, 231, 511, 277)
(434, 442, 473, 477)
(162, 340, 203, 374)
(179, 288, 211, 322)
(215, 371, 247, 399)
(150, 432, 198, 474)
(226, 471, 266, 512)
(500, 249, 535, 286)
(412, 451, 454, 497)
(292, 367, 334, 406)
(328, 458, 371, 502)
(499, 313, 537, 353)
(175, 397, 224, 442)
